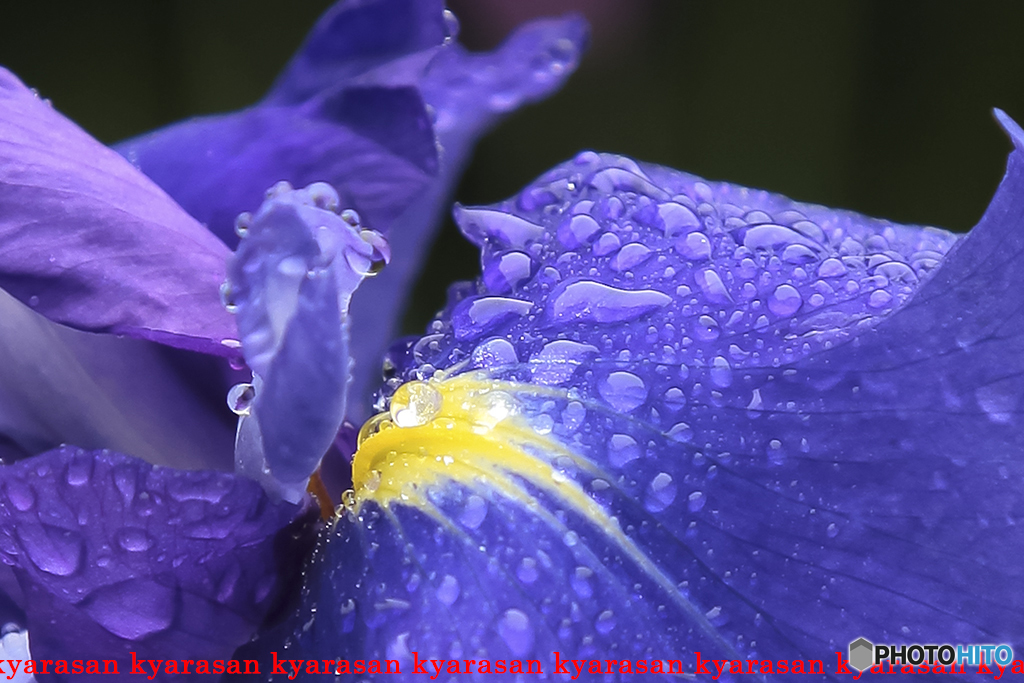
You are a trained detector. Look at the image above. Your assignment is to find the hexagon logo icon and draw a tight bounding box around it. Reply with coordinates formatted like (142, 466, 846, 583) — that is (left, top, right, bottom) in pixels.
(849, 638, 874, 672)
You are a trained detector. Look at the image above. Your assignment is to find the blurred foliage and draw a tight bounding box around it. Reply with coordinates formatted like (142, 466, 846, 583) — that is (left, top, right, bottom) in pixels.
(3, 1, 1024, 332)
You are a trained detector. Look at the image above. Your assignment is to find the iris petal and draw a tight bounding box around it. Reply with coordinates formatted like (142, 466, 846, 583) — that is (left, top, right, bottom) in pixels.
(247, 120, 1024, 677)
(0, 69, 234, 356)
(0, 446, 307, 675)
(0, 290, 235, 470)
(227, 183, 388, 494)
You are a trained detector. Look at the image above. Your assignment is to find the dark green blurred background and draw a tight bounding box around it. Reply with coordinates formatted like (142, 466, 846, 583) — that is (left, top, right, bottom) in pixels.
(2, 1, 1024, 332)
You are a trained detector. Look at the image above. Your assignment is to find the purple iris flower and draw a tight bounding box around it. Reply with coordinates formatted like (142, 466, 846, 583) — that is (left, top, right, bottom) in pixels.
(239, 116, 1024, 680)
(0, 0, 1021, 681)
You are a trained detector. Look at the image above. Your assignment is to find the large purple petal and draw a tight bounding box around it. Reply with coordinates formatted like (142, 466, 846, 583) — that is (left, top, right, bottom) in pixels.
(116, 86, 438, 251)
(239, 119, 1024, 678)
(0, 69, 234, 356)
(264, 0, 449, 106)
(0, 446, 309, 682)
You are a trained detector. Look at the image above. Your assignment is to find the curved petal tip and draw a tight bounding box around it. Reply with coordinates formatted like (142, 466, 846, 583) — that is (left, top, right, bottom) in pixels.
(994, 107, 1024, 151)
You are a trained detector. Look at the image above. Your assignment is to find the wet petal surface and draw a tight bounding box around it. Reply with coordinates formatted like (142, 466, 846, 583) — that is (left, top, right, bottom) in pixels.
(0, 69, 234, 356)
(247, 126, 1024, 679)
(0, 446, 306, 681)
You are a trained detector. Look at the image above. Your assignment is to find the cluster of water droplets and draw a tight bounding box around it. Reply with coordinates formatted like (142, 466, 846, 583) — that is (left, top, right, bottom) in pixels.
(346, 153, 964, 658)
(0, 446, 289, 655)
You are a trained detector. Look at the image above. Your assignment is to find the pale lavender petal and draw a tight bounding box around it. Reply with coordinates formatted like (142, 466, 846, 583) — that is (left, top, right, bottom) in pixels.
(227, 183, 388, 493)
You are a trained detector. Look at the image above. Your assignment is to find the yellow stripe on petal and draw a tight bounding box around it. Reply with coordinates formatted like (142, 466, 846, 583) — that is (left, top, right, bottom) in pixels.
(349, 371, 739, 658)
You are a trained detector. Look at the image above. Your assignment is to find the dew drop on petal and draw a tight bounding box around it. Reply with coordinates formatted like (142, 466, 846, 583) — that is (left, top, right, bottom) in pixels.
(436, 575, 460, 607)
(768, 284, 803, 317)
(688, 490, 706, 512)
(517, 557, 539, 584)
(645, 473, 677, 513)
(227, 383, 255, 416)
(598, 372, 648, 412)
(497, 609, 534, 657)
(390, 381, 442, 428)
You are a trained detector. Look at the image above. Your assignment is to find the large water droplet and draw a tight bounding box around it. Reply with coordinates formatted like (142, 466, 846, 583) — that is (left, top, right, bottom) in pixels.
(768, 284, 803, 317)
(116, 528, 154, 553)
(693, 315, 721, 342)
(710, 356, 733, 388)
(16, 524, 82, 576)
(557, 214, 601, 248)
(390, 381, 442, 428)
(549, 280, 671, 325)
(459, 495, 488, 530)
(608, 433, 641, 467)
(82, 579, 175, 640)
(611, 243, 653, 272)
(598, 372, 648, 412)
(517, 557, 539, 584)
(6, 482, 35, 512)
(645, 472, 677, 512)
(595, 610, 616, 635)
(497, 609, 535, 657)
(436, 575, 460, 607)
(227, 383, 255, 416)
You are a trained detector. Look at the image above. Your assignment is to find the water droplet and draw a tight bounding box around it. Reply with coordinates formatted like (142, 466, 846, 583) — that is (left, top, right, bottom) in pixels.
(517, 557, 539, 584)
(442, 8, 460, 42)
(593, 232, 621, 257)
(611, 243, 653, 271)
(340, 209, 361, 227)
(436, 575, 460, 607)
(710, 356, 733, 388)
(695, 269, 731, 304)
(65, 453, 93, 487)
(826, 523, 839, 538)
(219, 281, 237, 313)
(558, 214, 601, 248)
(645, 473, 677, 513)
(693, 315, 720, 342)
(497, 609, 535, 657)
(595, 610, 616, 634)
(572, 566, 594, 598)
(549, 280, 670, 324)
(471, 337, 519, 370)
(598, 371, 648, 412)
(608, 434, 641, 467)
(390, 381, 442, 428)
(227, 383, 255, 416)
(6, 482, 35, 512)
(688, 490, 706, 512)
(483, 251, 534, 292)
(16, 524, 82, 576)
(234, 211, 252, 238)
(768, 284, 802, 317)
(82, 579, 175, 639)
(680, 232, 712, 260)
(867, 289, 893, 309)
(453, 296, 532, 340)
(667, 422, 693, 443)
(459, 495, 488, 530)
(457, 207, 544, 249)
(116, 528, 154, 552)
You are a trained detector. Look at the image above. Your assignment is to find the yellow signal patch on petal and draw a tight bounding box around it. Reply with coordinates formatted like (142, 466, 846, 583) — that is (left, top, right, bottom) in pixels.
(348, 371, 738, 657)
